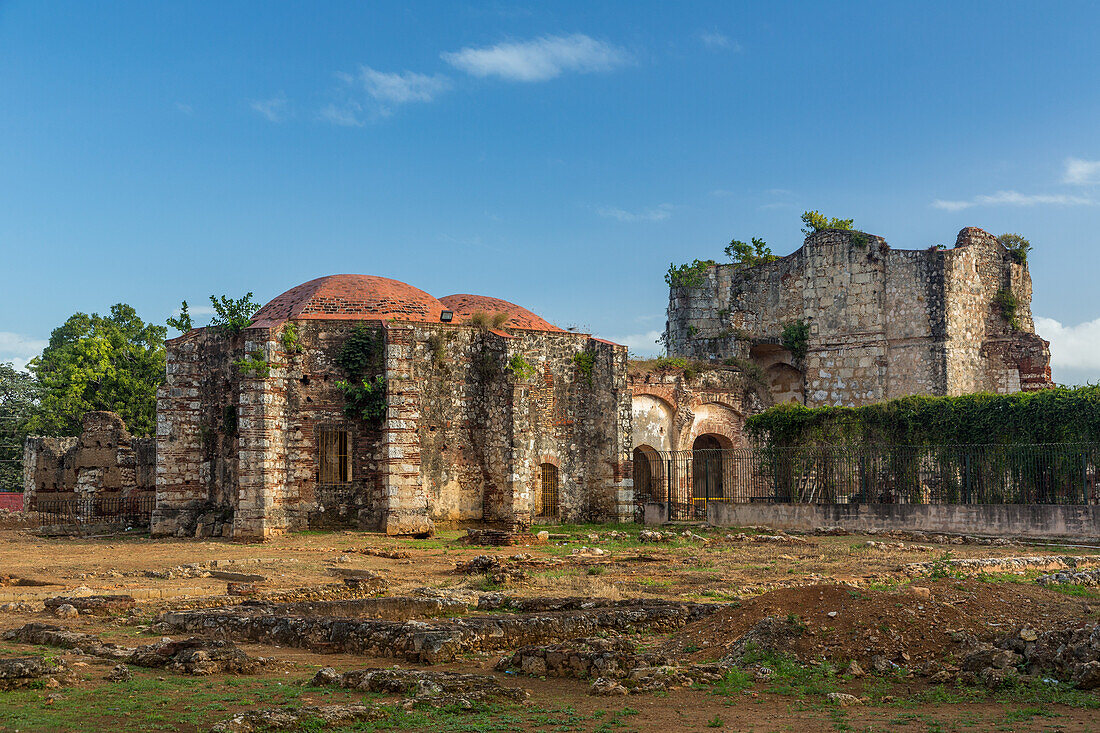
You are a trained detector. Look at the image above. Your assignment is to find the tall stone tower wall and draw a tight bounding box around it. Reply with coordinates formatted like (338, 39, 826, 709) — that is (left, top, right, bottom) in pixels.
(666, 227, 1052, 407)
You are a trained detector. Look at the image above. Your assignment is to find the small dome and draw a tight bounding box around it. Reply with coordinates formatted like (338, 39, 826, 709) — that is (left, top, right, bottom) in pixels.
(439, 294, 564, 332)
(251, 274, 447, 326)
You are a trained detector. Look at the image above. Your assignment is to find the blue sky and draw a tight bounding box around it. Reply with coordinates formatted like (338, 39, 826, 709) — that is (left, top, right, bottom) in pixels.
(2, 2, 1099, 382)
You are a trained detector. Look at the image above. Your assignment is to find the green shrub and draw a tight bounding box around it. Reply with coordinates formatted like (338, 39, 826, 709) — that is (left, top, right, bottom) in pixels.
(666, 259, 715, 288)
(507, 354, 538, 381)
(573, 352, 596, 385)
(209, 293, 261, 335)
(998, 233, 1032, 264)
(280, 322, 302, 354)
(780, 320, 810, 362)
(724, 237, 777, 268)
(233, 350, 270, 379)
(801, 211, 854, 234)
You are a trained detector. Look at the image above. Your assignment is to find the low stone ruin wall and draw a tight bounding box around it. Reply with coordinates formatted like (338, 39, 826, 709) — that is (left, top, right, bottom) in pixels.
(707, 502, 1100, 540)
(158, 600, 721, 664)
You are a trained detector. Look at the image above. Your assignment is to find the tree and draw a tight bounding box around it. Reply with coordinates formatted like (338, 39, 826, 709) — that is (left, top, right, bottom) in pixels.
(0, 363, 40, 491)
(27, 304, 166, 437)
(997, 233, 1032, 265)
(725, 237, 777, 268)
(801, 211, 855, 234)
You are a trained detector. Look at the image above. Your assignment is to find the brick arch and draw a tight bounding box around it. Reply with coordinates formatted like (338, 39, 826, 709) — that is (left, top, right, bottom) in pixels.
(678, 401, 745, 452)
(631, 393, 675, 453)
(537, 453, 561, 468)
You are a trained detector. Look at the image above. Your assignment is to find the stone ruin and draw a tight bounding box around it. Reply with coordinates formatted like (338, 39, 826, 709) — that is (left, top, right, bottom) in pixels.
(666, 227, 1053, 407)
(22, 411, 155, 512)
(152, 275, 633, 540)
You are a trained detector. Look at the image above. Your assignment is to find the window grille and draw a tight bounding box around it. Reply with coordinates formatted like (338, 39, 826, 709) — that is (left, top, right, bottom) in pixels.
(319, 429, 351, 484)
(538, 463, 559, 519)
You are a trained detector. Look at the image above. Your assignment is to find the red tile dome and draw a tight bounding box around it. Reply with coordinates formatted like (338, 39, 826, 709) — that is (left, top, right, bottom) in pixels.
(250, 274, 447, 327)
(439, 294, 564, 332)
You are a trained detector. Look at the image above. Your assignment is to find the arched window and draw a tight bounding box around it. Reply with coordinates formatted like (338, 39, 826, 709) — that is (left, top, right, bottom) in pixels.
(692, 434, 724, 501)
(538, 463, 560, 519)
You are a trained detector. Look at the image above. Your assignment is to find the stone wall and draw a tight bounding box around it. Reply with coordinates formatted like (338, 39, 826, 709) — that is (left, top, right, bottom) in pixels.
(153, 319, 631, 539)
(666, 227, 1052, 407)
(23, 412, 155, 510)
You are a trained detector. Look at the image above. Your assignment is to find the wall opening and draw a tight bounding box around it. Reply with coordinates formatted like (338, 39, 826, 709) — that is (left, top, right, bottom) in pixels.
(632, 447, 654, 503)
(692, 434, 724, 501)
(319, 428, 351, 484)
(537, 463, 560, 519)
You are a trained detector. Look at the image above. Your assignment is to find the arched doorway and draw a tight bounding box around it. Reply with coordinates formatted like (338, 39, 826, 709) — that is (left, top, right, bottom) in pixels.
(692, 435, 725, 513)
(537, 463, 560, 520)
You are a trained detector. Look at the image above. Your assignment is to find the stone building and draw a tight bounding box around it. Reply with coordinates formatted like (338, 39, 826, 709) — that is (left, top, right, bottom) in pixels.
(627, 365, 770, 512)
(151, 275, 632, 539)
(665, 227, 1053, 407)
(22, 411, 155, 511)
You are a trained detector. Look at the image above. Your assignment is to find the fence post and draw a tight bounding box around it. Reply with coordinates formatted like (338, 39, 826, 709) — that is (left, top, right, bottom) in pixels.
(666, 458, 672, 517)
(1083, 452, 1089, 505)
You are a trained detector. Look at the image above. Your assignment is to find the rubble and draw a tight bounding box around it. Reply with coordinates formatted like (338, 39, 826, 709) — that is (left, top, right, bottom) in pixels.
(211, 704, 387, 733)
(905, 555, 1100, 577)
(0, 657, 68, 690)
(44, 595, 136, 615)
(2, 624, 268, 675)
(311, 666, 527, 706)
(1036, 569, 1100, 587)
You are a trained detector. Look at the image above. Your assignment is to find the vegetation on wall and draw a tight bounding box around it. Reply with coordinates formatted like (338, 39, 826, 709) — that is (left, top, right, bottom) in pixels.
(746, 386, 1100, 448)
(780, 320, 810, 362)
(665, 259, 715, 289)
(208, 293, 262, 335)
(993, 288, 1020, 330)
(166, 301, 192, 333)
(572, 352, 595, 385)
(468, 311, 509, 329)
(800, 211, 855, 234)
(234, 350, 270, 379)
(724, 237, 777, 268)
(280, 322, 302, 354)
(997, 233, 1032, 265)
(507, 354, 538, 381)
(335, 325, 386, 424)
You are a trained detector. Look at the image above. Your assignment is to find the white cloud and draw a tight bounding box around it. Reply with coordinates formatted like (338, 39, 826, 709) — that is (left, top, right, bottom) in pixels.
(1035, 316, 1100, 385)
(319, 102, 365, 127)
(174, 102, 193, 115)
(596, 203, 673, 223)
(932, 190, 1093, 211)
(1064, 157, 1100, 185)
(0, 332, 47, 372)
(442, 34, 630, 82)
(357, 67, 450, 105)
(251, 93, 289, 122)
(321, 67, 450, 123)
(613, 329, 664, 358)
(698, 31, 740, 51)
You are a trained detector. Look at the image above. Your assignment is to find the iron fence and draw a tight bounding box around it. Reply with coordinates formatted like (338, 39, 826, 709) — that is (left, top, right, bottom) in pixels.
(637, 445, 1100, 521)
(32, 495, 155, 527)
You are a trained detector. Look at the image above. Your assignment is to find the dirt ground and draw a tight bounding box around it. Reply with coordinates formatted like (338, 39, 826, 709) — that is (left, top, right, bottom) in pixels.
(1, 522, 1098, 732)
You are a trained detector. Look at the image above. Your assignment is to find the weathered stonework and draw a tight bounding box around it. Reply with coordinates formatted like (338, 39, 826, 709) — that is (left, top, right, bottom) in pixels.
(665, 227, 1053, 407)
(22, 412, 155, 511)
(152, 275, 632, 540)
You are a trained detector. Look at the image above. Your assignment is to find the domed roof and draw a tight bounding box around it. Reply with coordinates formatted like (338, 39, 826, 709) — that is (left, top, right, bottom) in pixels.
(250, 274, 447, 327)
(439, 294, 564, 332)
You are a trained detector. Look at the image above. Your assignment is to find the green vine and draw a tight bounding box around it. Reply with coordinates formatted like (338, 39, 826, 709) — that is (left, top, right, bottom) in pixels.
(997, 233, 1032, 265)
(746, 386, 1100, 448)
(336, 375, 387, 422)
(781, 320, 810, 362)
(573, 352, 596, 385)
(336, 325, 385, 424)
(993, 288, 1020, 330)
(507, 354, 538, 381)
(234, 350, 270, 379)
